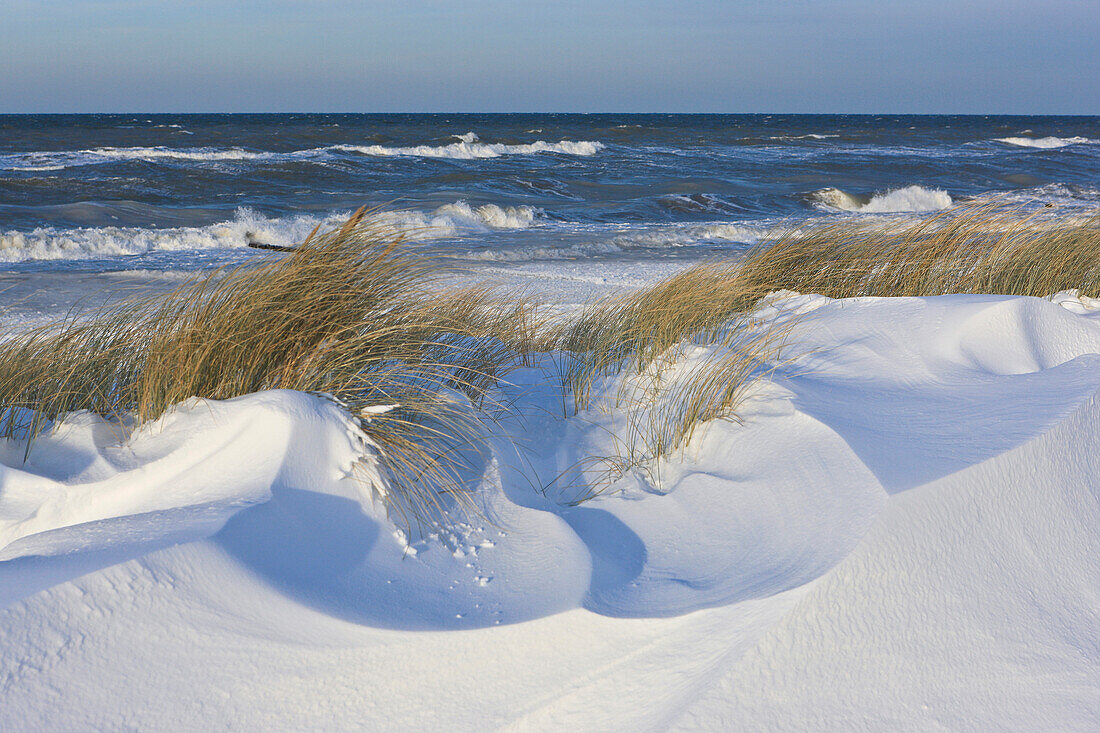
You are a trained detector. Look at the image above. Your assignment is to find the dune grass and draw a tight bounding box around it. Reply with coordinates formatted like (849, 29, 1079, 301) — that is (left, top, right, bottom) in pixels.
(0, 201, 1094, 521)
(545, 264, 788, 500)
(0, 210, 537, 525)
(553, 317, 790, 503)
(535, 199, 1100, 499)
(551, 261, 747, 411)
(736, 201, 1100, 301)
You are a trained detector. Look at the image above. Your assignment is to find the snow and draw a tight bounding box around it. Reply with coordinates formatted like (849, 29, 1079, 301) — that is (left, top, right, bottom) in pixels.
(1, 285, 1100, 730)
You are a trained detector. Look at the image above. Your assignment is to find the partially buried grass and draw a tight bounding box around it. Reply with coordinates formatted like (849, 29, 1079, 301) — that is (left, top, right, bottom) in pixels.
(0, 201, 1094, 523)
(0, 209, 538, 526)
(546, 263, 787, 501)
(553, 316, 790, 503)
(538, 199, 1100, 499)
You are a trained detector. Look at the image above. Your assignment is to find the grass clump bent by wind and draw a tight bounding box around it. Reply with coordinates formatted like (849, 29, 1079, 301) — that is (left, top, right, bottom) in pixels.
(539, 199, 1100, 499)
(0, 210, 538, 525)
(736, 201, 1100, 301)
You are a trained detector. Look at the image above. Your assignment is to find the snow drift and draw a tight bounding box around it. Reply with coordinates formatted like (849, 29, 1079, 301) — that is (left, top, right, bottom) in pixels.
(1, 291, 1100, 729)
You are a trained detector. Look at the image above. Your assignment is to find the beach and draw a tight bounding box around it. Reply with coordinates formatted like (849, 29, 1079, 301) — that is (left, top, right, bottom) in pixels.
(1, 114, 1098, 730)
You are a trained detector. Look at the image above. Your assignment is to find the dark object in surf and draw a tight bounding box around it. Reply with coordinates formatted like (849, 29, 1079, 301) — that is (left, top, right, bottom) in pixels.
(247, 239, 297, 252)
(246, 232, 296, 252)
(245, 209, 370, 253)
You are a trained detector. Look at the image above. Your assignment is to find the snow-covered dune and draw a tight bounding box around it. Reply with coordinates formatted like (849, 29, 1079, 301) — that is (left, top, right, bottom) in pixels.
(1, 291, 1099, 730)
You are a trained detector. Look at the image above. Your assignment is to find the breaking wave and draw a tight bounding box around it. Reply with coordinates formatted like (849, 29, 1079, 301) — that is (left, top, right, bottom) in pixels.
(0, 138, 604, 171)
(375, 202, 542, 236)
(809, 185, 953, 213)
(0, 147, 280, 171)
(326, 139, 604, 160)
(0, 210, 329, 263)
(995, 136, 1095, 149)
(766, 133, 840, 141)
(89, 146, 265, 161)
(0, 202, 543, 263)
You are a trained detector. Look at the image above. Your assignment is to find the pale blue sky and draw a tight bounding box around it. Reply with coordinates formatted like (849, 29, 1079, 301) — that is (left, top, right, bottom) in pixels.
(1, 0, 1097, 113)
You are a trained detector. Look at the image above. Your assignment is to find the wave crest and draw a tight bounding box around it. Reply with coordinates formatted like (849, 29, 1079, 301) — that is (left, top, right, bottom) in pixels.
(810, 185, 953, 213)
(995, 136, 1094, 149)
(375, 202, 541, 236)
(328, 139, 604, 160)
(0, 202, 543, 263)
(0, 138, 604, 171)
(766, 133, 840, 141)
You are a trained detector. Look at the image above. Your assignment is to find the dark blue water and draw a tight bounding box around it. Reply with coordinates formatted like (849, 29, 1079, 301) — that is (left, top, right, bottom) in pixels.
(0, 114, 1096, 271)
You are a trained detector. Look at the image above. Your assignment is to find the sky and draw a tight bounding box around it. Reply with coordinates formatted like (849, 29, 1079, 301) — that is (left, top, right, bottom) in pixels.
(1, 0, 1097, 114)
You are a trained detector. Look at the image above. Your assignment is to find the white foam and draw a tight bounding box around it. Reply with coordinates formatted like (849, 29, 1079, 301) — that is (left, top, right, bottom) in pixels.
(375, 202, 542, 239)
(459, 240, 624, 262)
(0, 147, 280, 171)
(860, 185, 953, 213)
(995, 136, 1094, 149)
(0, 138, 604, 171)
(0, 209, 333, 262)
(811, 185, 953, 213)
(998, 182, 1100, 211)
(612, 222, 768, 247)
(0, 202, 543, 263)
(3, 164, 68, 172)
(327, 139, 604, 160)
(88, 146, 269, 162)
(767, 133, 840, 141)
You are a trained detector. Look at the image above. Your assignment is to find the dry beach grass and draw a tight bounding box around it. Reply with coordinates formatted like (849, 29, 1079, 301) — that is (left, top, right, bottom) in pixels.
(737, 200, 1100, 300)
(0, 210, 537, 523)
(0, 201, 1095, 519)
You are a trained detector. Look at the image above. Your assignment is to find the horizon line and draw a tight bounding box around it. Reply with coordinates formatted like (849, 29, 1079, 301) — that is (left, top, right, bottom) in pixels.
(1, 110, 1097, 117)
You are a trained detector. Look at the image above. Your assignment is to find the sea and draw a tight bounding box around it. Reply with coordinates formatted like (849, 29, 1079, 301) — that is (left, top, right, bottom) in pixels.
(0, 114, 1097, 277)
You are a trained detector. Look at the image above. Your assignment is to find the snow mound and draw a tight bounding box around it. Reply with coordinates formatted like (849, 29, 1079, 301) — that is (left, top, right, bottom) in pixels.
(0, 391, 382, 603)
(2, 292, 1100, 729)
(681, 378, 1100, 730)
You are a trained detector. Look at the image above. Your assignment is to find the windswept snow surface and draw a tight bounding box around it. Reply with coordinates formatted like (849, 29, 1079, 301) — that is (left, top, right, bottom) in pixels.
(2, 291, 1100, 730)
